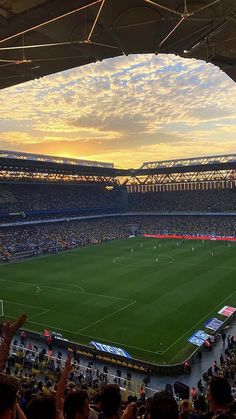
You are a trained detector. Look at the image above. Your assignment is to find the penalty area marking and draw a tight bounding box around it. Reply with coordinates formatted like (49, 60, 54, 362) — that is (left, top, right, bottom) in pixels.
(2, 300, 50, 321)
(76, 299, 137, 333)
(45, 282, 131, 302)
(3, 284, 235, 359)
(0, 278, 137, 338)
(68, 284, 132, 302)
(69, 284, 85, 293)
(28, 290, 236, 358)
(0, 278, 131, 303)
(0, 278, 79, 294)
(1, 294, 155, 354)
(28, 309, 50, 321)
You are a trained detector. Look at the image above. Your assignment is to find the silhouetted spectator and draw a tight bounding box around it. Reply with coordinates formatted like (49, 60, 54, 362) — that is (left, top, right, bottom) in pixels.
(64, 390, 90, 419)
(149, 391, 179, 419)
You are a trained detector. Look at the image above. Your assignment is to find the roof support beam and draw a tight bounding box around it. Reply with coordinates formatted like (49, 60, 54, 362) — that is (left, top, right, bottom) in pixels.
(0, 0, 102, 45)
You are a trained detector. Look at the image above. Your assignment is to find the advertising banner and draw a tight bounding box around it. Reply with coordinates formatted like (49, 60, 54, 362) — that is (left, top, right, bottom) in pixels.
(90, 341, 132, 358)
(188, 330, 211, 346)
(205, 317, 223, 331)
(218, 306, 236, 317)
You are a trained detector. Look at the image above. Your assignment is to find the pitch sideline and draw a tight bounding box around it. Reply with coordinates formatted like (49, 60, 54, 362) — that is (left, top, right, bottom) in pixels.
(161, 290, 236, 355)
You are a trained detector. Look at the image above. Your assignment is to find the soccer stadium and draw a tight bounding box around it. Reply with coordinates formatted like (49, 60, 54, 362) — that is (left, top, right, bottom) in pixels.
(0, 151, 236, 368)
(0, 1, 236, 418)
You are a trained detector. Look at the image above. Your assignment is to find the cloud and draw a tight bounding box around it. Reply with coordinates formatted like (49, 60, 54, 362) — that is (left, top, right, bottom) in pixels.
(70, 113, 148, 133)
(0, 53, 235, 167)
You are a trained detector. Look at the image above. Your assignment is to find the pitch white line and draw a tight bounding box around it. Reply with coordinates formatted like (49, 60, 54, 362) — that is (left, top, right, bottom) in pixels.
(24, 319, 159, 355)
(69, 283, 131, 302)
(0, 278, 131, 302)
(76, 300, 137, 333)
(0, 278, 78, 293)
(26, 316, 162, 355)
(3, 277, 235, 360)
(69, 284, 85, 293)
(50, 281, 132, 302)
(84, 291, 132, 302)
(28, 309, 50, 321)
(48, 283, 129, 301)
(3, 300, 50, 322)
(3, 299, 48, 312)
(162, 290, 236, 355)
(27, 320, 74, 334)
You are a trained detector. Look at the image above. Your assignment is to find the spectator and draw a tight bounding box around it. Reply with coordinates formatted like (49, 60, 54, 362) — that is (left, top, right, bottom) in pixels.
(0, 373, 25, 419)
(26, 395, 56, 419)
(100, 385, 121, 419)
(2, 213, 235, 263)
(197, 380, 204, 394)
(190, 397, 207, 418)
(64, 390, 90, 419)
(190, 388, 197, 401)
(207, 377, 233, 417)
(180, 399, 192, 418)
(149, 391, 179, 419)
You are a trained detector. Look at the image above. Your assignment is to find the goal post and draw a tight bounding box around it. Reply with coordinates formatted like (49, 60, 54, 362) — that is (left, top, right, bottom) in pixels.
(0, 300, 4, 317)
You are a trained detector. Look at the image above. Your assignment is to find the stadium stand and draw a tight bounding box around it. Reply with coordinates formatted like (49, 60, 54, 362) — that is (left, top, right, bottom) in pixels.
(0, 184, 117, 216)
(0, 151, 235, 262)
(128, 190, 236, 212)
(1, 315, 236, 419)
(0, 215, 236, 261)
(0, 215, 235, 261)
(0, 185, 236, 215)
(0, 152, 236, 418)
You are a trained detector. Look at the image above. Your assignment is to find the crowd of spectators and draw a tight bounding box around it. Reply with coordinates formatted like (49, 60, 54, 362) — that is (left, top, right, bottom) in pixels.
(0, 184, 235, 216)
(0, 215, 235, 261)
(129, 189, 236, 212)
(0, 218, 129, 260)
(1, 315, 236, 418)
(0, 184, 116, 213)
(138, 216, 236, 237)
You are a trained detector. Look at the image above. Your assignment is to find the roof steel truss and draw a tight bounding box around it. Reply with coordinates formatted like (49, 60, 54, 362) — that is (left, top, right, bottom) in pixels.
(125, 168, 236, 185)
(0, 0, 236, 89)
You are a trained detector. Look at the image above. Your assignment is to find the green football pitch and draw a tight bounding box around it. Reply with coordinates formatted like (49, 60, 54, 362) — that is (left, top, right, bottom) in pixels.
(0, 237, 236, 365)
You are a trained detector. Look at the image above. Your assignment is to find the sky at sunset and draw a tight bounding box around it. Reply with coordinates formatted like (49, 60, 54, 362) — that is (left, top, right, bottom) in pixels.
(0, 53, 235, 168)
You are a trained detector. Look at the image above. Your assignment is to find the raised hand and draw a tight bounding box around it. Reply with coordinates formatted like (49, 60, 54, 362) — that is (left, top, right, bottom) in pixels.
(56, 356, 72, 418)
(0, 314, 27, 371)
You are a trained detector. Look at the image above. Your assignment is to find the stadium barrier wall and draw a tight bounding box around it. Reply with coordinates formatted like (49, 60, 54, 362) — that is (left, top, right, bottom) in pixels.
(21, 328, 183, 375)
(15, 310, 235, 376)
(0, 211, 236, 228)
(144, 234, 236, 241)
(9, 342, 148, 398)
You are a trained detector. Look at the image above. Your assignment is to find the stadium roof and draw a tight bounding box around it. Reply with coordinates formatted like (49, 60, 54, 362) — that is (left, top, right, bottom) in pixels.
(0, 0, 236, 90)
(141, 154, 236, 169)
(0, 150, 113, 168)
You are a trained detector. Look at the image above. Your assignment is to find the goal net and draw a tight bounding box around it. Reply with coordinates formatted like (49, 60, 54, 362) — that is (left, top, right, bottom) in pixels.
(0, 300, 4, 317)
